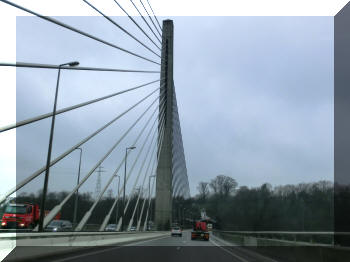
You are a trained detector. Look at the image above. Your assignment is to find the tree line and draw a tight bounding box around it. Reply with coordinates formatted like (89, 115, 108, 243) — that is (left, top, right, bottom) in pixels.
(2, 175, 346, 232)
(188, 175, 334, 231)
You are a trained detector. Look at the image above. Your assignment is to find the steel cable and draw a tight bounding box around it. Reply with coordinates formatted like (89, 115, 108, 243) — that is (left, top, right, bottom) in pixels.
(82, 0, 160, 58)
(0, 0, 160, 65)
(0, 79, 161, 133)
(129, 0, 161, 44)
(39, 94, 160, 230)
(0, 87, 160, 205)
(113, 0, 161, 50)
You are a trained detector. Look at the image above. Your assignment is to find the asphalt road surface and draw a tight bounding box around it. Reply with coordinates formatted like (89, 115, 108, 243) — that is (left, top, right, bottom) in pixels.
(29, 231, 279, 262)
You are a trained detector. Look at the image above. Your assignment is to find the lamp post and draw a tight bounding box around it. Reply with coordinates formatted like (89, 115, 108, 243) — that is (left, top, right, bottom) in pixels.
(121, 146, 136, 231)
(73, 147, 83, 228)
(148, 175, 156, 228)
(135, 187, 141, 226)
(38, 61, 79, 232)
(183, 208, 185, 228)
(115, 174, 120, 227)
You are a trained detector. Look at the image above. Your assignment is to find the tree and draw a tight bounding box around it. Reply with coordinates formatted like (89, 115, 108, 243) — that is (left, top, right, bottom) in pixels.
(210, 175, 238, 197)
(197, 182, 209, 200)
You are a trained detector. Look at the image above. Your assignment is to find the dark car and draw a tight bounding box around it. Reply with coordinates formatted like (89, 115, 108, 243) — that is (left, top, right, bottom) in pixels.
(46, 220, 72, 232)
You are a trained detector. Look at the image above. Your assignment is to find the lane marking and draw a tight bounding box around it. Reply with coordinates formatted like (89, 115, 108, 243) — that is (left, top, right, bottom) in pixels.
(211, 234, 279, 262)
(210, 238, 249, 262)
(125, 234, 171, 246)
(51, 234, 170, 262)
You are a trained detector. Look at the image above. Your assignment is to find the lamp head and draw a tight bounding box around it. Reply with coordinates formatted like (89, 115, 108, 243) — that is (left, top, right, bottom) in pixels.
(68, 61, 79, 67)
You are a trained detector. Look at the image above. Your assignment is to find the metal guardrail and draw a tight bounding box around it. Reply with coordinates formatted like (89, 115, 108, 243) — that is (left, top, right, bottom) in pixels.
(213, 231, 350, 246)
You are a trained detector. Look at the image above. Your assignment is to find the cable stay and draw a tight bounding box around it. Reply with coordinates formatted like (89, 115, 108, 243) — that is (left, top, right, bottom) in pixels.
(127, 137, 157, 231)
(129, 0, 162, 44)
(99, 99, 165, 231)
(0, 87, 160, 205)
(116, 110, 166, 231)
(98, 103, 161, 231)
(37, 94, 161, 230)
(139, 0, 162, 38)
(142, 177, 156, 231)
(0, 79, 161, 133)
(82, 0, 160, 58)
(0, 0, 160, 65)
(75, 103, 160, 231)
(0, 62, 160, 73)
(113, 0, 161, 51)
(145, 0, 162, 32)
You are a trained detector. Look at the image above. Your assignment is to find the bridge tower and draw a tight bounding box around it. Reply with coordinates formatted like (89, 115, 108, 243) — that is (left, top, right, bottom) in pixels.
(155, 19, 174, 230)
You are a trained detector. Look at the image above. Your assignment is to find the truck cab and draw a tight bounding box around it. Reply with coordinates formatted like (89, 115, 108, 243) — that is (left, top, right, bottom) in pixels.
(1, 203, 39, 229)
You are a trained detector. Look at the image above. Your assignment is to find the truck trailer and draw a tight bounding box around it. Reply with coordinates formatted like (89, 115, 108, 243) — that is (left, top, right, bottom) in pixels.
(191, 220, 209, 241)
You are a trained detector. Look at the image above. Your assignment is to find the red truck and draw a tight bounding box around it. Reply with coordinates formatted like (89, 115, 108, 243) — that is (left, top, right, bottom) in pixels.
(1, 203, 60, 229)
(191, 220, 209, 241)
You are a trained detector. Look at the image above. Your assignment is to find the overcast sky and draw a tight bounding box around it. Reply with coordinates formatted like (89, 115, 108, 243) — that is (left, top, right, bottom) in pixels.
(4, 14, 334, 198)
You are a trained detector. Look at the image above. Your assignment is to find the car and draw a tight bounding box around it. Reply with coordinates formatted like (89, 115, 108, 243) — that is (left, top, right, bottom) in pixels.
(45, 220, 72, 232)
(171, 227, 182, 237)
(105, 224, 117, 231)
(130, 226, 136, 231)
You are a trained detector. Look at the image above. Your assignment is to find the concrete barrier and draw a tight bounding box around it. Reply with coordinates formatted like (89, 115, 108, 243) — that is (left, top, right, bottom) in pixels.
(0, 231, 168, 261)
(213, 231, 350, 262)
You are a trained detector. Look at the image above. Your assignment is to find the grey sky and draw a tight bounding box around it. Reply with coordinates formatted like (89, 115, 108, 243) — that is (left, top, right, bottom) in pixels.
(12, 15, 333, 198)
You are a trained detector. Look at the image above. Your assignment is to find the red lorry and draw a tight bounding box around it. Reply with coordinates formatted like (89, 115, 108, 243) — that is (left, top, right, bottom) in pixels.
(1, 203, 60, 229)
(191, 220, 209, 241)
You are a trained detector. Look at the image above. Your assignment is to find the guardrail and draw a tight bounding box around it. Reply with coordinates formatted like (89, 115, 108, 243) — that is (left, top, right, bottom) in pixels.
(212, 230, 350, 246)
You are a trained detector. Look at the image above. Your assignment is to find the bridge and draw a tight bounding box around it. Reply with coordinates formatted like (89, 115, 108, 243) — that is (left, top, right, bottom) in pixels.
(0, 0, 190, 234)
(1, 0, 350, 261)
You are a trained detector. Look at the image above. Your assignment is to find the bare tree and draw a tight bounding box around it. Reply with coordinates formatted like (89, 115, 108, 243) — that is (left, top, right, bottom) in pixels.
(197, 182, 209, 200)
(210, 175, 238, 197)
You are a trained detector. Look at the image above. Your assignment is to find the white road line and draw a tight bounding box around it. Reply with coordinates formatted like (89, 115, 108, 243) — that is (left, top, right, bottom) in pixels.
(125, 234, 170, 246)
(52, 234, 170, 262)
(210, 238, 249, 262)
(211, 234, 279, 262)
(52, 246, 124, 262)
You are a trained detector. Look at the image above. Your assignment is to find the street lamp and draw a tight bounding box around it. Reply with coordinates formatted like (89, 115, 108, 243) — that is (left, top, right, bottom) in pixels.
(148, 174, 156, 228)
(183, 208, 185, 228)
(73, 147, 83, 228)
(115, 174, 120, 227)
(135, 187, 141, 227)
(121, 146, 136, 231)
(38, 61, 79, 232)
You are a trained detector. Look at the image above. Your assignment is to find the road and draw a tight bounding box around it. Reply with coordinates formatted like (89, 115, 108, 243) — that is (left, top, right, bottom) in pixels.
(13, 231, 278, 262)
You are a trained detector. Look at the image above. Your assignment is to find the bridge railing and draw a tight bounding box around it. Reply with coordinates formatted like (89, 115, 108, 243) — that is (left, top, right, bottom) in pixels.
(212, 230, 348, 246)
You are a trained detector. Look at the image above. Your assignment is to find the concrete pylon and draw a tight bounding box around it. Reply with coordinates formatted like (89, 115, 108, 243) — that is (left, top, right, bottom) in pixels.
(155, 19, 174, 230)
